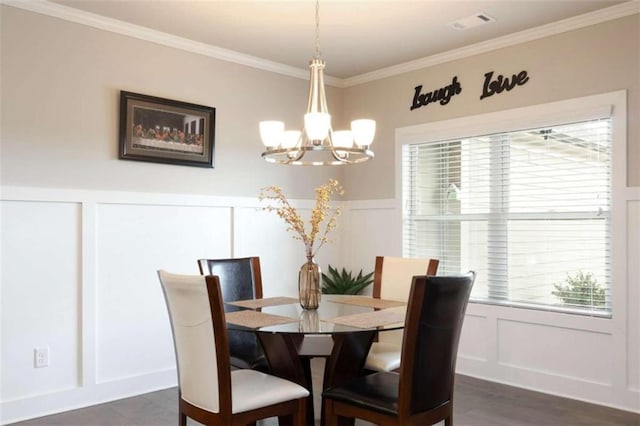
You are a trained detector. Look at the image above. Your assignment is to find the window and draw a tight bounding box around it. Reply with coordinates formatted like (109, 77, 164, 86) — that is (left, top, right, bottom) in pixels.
(399, 94, 623, 316)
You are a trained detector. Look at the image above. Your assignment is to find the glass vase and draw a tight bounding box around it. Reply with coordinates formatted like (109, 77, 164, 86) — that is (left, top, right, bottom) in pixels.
(299, 309, 320, 332)
(299, 256, 321, 310)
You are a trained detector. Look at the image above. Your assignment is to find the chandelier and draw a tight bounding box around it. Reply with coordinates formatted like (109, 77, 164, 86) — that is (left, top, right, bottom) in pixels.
(259, 1, 375, 166)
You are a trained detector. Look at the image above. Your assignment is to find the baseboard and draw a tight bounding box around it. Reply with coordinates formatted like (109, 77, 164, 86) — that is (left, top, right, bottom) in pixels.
(1, 369, 177, 425)
(456, 362, 640, 415)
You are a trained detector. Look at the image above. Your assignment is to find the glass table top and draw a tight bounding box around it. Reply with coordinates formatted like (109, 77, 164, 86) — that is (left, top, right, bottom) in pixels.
(225, 295, 407, 335)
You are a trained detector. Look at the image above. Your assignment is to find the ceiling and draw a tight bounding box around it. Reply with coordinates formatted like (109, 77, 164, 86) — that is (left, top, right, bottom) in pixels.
(50, 0, 630, 79)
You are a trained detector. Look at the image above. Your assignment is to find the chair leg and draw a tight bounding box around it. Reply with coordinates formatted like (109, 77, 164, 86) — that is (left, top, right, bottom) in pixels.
(296, 398, 307, 426)
(324, 400, 355, 426)
(178, 409, 187, 426)
(324, 399, 336, 426)
(279, 398, 305, 426)
(444, 414, 452, 426)
(342, 416, 355, 426)
(277, 415, 292, 426)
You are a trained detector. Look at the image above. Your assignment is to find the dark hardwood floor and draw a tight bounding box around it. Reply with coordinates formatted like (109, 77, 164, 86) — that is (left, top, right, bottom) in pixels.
(11, 359, 639, 426)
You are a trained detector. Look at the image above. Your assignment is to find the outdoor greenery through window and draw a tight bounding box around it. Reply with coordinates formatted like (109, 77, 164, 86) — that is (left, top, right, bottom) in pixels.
(402, 117, 612, 316)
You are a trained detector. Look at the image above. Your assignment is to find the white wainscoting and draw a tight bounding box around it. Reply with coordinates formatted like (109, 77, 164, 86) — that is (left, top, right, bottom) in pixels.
(0, 187, 339, 424)
(345, 191, 640, 414)
(626, 199, 640, 394)
(94, 203, 231, 384)
(1, 201, 82, 400)
(1, 186, 638, 423)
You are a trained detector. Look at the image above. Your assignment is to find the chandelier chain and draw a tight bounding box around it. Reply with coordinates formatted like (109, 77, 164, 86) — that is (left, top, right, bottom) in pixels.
(314, 0, 321, 58)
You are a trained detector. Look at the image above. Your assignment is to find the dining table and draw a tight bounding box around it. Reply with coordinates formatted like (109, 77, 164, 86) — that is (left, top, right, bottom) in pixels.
(223, 295, 408, 425)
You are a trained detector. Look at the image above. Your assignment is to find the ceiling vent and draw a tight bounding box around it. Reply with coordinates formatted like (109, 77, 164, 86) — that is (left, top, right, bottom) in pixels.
(448, 12, 496, 30)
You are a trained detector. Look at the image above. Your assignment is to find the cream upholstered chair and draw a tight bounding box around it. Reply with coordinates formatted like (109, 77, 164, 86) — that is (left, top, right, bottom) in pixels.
(364, 256, 439, 372)
(158, 271, 308, 426)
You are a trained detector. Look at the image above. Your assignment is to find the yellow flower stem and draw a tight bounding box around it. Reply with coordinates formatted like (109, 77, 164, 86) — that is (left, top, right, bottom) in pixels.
(259, 179, 344, 259)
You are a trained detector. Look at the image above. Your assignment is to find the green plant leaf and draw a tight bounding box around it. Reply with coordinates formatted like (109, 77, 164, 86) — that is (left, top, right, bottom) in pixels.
(321, 265, 374, 295)
(551, 270, 605, 308)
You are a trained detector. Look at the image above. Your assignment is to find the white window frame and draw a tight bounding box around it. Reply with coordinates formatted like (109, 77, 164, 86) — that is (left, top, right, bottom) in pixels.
(395, 91, 627, 317)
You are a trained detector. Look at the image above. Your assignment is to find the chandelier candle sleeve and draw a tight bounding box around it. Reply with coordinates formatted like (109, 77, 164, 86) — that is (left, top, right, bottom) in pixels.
(259, 121, 284, 148)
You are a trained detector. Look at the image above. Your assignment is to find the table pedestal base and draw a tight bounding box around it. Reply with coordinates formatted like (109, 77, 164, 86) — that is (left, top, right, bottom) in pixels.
(258, 331, 376, 426)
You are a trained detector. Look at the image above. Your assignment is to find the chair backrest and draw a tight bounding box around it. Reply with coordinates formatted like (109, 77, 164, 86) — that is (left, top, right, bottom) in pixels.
(197, 257, 266, 370)
(373, 256, 439, 347)
(158, 271, 231, 414)
(398, 272, 475, 417)
(197, 257, 263, 302)
(373, 256, 439, 302)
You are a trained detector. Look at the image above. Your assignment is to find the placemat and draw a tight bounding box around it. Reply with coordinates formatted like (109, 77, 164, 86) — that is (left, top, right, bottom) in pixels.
(227, 296, 299, 309)
(326, 309, 405, 329)
(225, 310, 298, 329)
(327, 295, 406, 309)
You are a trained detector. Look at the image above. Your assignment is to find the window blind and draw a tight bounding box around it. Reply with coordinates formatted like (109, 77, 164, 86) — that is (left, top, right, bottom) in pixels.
(402, 118, 612, 315)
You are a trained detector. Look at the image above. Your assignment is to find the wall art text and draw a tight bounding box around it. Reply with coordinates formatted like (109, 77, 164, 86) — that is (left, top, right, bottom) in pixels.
(480, 70, 529, 100)
(410, 69, 531, 111)
(410, 76, 462, 111)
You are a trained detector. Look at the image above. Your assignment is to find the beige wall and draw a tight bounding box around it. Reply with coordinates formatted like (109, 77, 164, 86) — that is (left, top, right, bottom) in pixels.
(342, 15, 640, 200)
(0, 6, 343, 199)
(3, 8, 637, 201)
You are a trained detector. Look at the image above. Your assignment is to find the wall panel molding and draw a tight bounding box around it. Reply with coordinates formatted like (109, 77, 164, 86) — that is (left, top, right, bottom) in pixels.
(1, 187, 638, 422)
(339, 194, 640, 413)
(0, 186, 327, 424)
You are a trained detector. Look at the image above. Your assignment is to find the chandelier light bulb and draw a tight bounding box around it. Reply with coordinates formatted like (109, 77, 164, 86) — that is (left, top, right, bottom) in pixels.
(351, 119, 376, 147)
(332, 130, 353, 157)
(260, 121, 284, 147)
(282, 130, 302, 148)
(304, 112, 331, 141)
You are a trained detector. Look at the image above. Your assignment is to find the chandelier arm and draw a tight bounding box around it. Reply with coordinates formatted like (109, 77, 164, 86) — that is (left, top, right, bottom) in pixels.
(306, 67, 315, 113)
(290, 132, 307, 162)
(261, 146, 374, 165)
(325, 128, 347, 163)
(318, 62, 328, 113)
(329, 149, 348, 163)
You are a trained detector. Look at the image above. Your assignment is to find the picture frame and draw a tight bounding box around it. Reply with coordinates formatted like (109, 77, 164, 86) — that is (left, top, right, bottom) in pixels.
(119, 91, 215, 168)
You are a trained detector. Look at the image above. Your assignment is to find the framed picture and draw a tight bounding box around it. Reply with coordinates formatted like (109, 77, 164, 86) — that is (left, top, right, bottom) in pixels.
(119, 91, 215, 168)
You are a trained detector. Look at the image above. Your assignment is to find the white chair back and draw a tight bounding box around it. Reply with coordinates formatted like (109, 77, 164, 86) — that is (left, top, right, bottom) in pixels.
(377, 257, 437, 348)
(378, 256, 435, 301)
(158, 271, 220, 413)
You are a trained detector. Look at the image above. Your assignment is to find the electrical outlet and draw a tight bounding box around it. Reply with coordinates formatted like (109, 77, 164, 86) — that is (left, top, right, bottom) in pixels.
(34, 347, 49, 368)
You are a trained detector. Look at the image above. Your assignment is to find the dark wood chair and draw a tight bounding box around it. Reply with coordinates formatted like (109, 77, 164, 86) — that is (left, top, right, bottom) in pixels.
(364, 256, 439, 372)
(158, 271, 308, 426)
(322, 272, 475, 426)
(197, 257, 269, 372)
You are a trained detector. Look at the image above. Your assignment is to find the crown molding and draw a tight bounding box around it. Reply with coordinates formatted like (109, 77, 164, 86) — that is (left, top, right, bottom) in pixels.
(342, 1, 640, 87)
(1, 0, 342, 87)
(3, 0, 638, 89)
